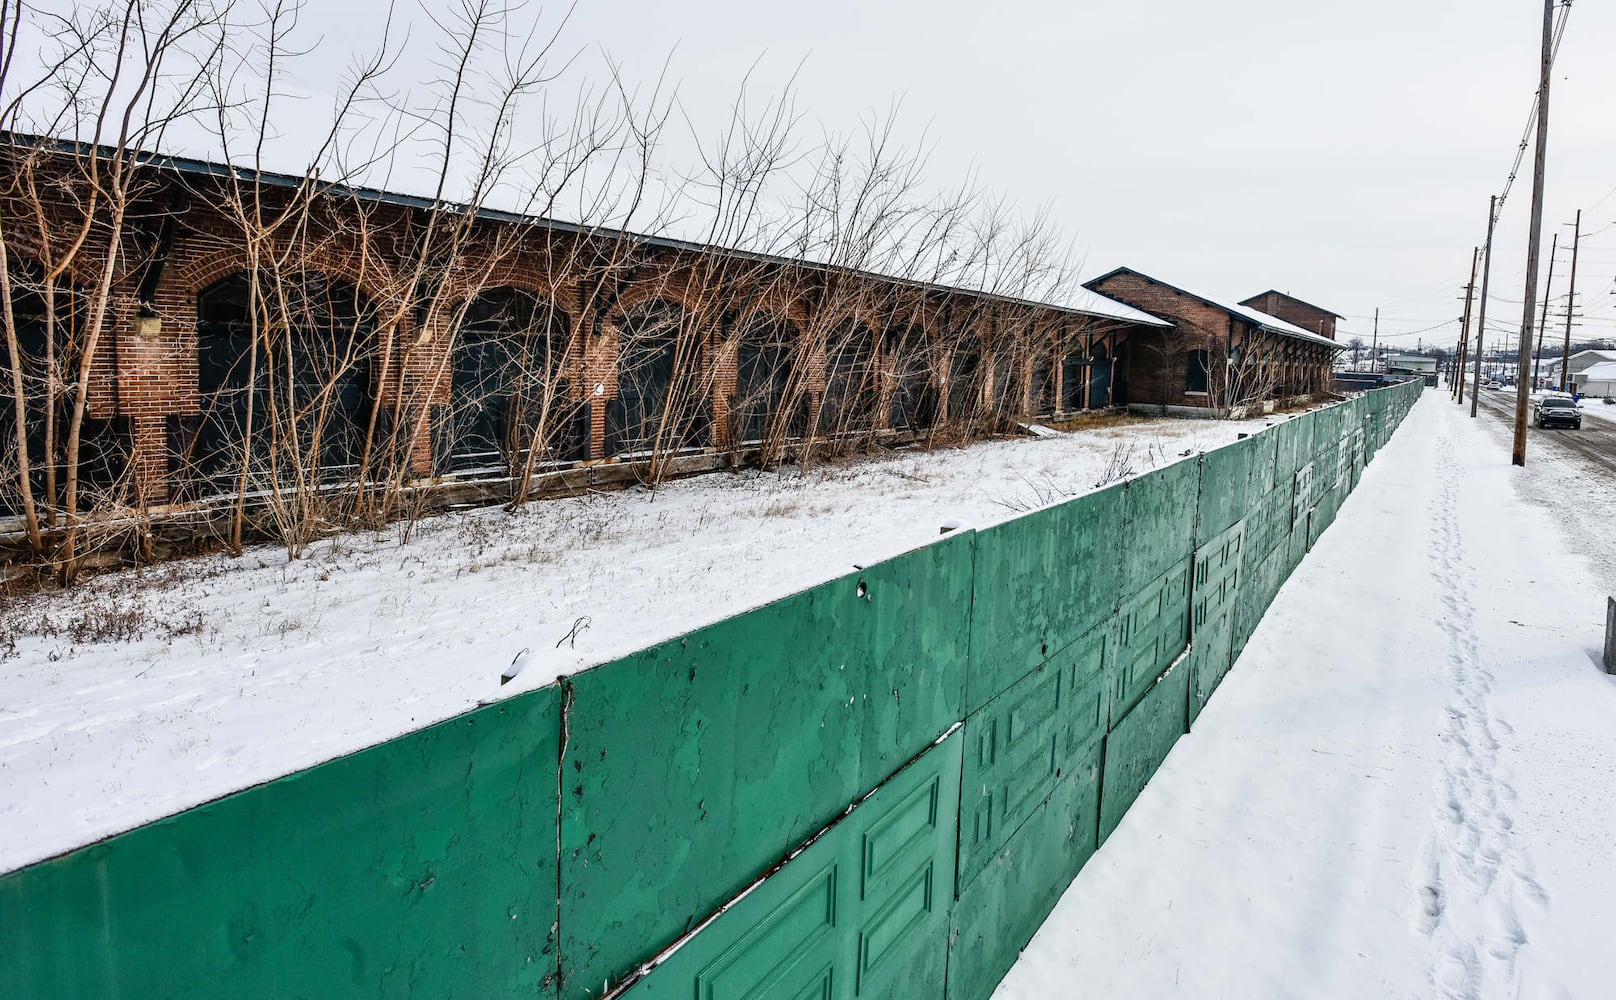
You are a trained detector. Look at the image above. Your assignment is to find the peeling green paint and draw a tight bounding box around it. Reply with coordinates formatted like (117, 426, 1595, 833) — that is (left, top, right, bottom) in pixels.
(557, 533, 974, 997)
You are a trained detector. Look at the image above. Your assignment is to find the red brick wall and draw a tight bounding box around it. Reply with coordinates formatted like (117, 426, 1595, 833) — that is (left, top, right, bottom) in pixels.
(1086, 273, 1229, 408)
(3, 151, 1168, 510)
(1243, 292, 1337, 341)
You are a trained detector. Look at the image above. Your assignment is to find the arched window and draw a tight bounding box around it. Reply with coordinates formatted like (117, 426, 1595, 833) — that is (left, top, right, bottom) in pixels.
(819, 320, 877, 438)
(1061, 351, 1087, 412)
(886, 326, 936, 432)
(1030, 339, 1056, 417)
(607, 299, 709, 455)
(990, 347, 1022, 414)
(444, 288, 574, 473)
(731, 313, 802, 445)
(947, 342, 983, 426)
(188, 271, 374, 493)
(1, 263, 125, 516)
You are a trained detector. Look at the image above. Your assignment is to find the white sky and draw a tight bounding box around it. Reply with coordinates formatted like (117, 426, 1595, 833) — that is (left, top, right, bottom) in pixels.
(25, 0, 1616, 349)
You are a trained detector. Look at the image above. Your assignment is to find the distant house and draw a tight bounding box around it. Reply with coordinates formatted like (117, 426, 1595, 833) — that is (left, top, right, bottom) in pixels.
(1083, 267, 1342, 414)
(1576, 360, 1616, 397)
(1542, 349, 1616, 388)
(1238, 290, 1342, 341)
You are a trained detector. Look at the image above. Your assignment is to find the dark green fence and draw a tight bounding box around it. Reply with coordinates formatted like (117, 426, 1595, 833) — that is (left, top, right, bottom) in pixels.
(0, 380, 1423, 1000)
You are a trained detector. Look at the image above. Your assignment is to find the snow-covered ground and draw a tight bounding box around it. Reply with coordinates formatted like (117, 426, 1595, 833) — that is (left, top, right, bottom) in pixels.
(1577, 398, 1616, 425)
(997, 390, 1616, 999)
(0, 412, 1274, 874)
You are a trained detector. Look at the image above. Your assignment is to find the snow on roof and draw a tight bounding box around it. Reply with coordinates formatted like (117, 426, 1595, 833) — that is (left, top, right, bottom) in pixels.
(1083, 268, 1342, 350)
(1058, 288, 1172, 327)
(1234, 302, 1339, 349)
(1578, 361, 1616, 381)
(1546, 349, 1616, 369)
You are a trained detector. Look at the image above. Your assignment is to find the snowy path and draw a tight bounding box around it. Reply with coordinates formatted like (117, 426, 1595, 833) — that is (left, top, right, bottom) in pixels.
(997, 391, 1616, 999)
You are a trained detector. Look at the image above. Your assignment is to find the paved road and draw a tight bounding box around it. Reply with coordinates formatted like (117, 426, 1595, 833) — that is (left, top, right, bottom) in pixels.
(1467, 386, 1616, 475)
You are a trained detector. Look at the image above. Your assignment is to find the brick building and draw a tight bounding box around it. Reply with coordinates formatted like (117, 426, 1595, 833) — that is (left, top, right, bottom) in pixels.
(1238, 290, 1342, 341)
(1, 139, 1337, 549)
(1, 140, 1176, 524)
(1084, 268, 1342, 415)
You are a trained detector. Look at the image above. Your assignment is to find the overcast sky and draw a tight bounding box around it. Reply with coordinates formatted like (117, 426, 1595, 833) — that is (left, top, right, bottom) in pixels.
(547, 0, 1616, 349)
(37, 0, 1616, 349)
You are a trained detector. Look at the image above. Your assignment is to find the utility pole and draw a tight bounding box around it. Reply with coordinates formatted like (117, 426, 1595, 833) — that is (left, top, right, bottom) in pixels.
(1472, 195, 1497, 418)
(1456, 247, 1479, 404)
(1532, 232, 1557, 389)
(1513, 0, 1556, 467)
(1561, 209, 1581, 391)
(1370, 308, 1379, 374)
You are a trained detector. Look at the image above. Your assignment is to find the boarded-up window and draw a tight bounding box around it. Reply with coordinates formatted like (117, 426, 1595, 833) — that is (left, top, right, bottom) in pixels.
(1186, 349, 1210, 395)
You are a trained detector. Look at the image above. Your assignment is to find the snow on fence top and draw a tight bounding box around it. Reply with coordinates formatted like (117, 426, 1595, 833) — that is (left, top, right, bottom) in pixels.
(0, 415, 1274, 873)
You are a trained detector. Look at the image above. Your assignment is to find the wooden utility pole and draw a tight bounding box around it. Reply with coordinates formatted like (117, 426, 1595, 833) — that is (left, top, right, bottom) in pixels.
(1513, 0, 1556, 467)
(1472, 195, 1497, 418)
(1560, 209, 1581, 391)
(1456, 247, 1479, 404)
(1532, 232, 1558, 389)
(1370, 308, 1379, 373)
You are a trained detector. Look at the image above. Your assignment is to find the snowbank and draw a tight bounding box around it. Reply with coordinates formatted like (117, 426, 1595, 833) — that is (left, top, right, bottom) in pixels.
(0, 414, 1271, 873)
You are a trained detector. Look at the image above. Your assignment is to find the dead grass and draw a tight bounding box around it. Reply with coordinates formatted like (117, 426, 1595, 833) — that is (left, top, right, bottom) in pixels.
(1044, 409, 1149, 433)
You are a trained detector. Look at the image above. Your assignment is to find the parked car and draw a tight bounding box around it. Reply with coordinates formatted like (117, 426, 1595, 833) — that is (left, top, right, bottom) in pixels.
(1484, 379, 1504, 389)
(1535, 394, 1581, 429)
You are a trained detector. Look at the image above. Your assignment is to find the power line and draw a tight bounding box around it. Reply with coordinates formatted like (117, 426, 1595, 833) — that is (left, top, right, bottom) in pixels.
(1489, 1, 1573, 230)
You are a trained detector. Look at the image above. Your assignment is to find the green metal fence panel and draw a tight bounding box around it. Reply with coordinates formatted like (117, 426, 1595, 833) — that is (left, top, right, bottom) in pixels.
(946, 738, 1103, 1000)
(1233, 515, 1287, 659)
(1306, 406, 1332, 468)
(1099, 658, 1190, 844)
(1120, 456, 1199, 596)
(1291, 459, 1317, 533)
(1285, 507, 1312, 575)
(966, 483, 1123, 712)
(0, 687, 564, 1000)
(1192, 519, 1245, 636)
(1350, 420, 1367, 488)
(1197, 437, 1253, 539)
(956, 622, 1110, 893)
(1332, 425, 1354, 491)
(1308, 481, 1343, 549)
(1244, 425, 1278, 502)
(620, 728, 964, 1000)
(1187, 607, 1236, 727)
(1113, 557, 1191, 721)
(1187, 516, 1244, 725)
(1244, 482, 1291, 568)
(1273, 410, 1315, 487)
(559, 533, 974, 997)
(1270, 415, 1296, 486)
